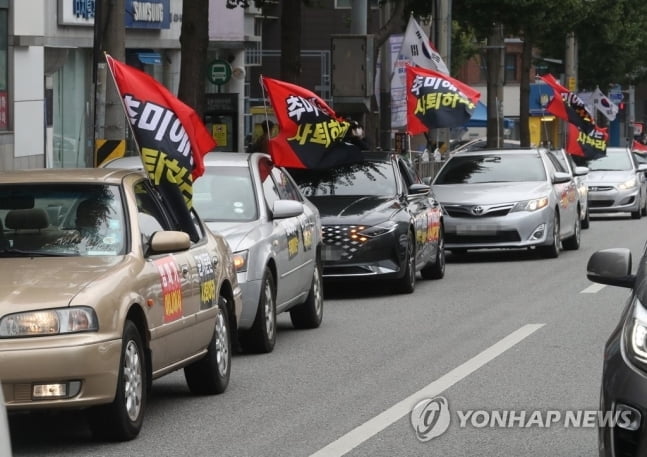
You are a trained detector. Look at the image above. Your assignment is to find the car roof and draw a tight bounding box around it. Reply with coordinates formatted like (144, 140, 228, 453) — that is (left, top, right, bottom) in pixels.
(0, 167, 140, 184)
(450, 147, 542, 157)
(202, 151, 260, 167)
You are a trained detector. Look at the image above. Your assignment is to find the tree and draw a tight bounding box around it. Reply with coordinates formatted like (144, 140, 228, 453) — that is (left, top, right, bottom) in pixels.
(178, 0, 210, 117)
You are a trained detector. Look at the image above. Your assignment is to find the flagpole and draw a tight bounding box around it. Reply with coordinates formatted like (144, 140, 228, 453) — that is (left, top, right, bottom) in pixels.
(104, 53, 146, 171)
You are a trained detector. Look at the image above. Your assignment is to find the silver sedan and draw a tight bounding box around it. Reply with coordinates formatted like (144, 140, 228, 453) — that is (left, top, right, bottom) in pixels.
(193, 152, 324, 354)
(432, 148, 581, 258)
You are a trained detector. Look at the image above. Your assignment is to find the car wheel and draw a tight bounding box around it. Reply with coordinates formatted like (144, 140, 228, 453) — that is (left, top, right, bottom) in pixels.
(88, 320, 146, 442)
(632, 197, 642, 219)
(421, 223, 445, 280)
(184, 296, 231, 395)
(290, 260, 324, 329)
(642, 197, 647, 216)
(562, 213, 581, 250)
(581, 206, 590, 229)
(538, 212, 560, 259)
(239, 268, 276, 354)
(394, 232, 416, 294)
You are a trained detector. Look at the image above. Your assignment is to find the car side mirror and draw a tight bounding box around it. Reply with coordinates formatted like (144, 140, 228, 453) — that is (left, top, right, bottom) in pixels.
(574, 166, 589, 176)
(552, 172, 572, 184)
(408, 183, 431, 196)
(149, 230, 191, 254)
(586, 248, 635, 288)
(272, 200, 304, 219)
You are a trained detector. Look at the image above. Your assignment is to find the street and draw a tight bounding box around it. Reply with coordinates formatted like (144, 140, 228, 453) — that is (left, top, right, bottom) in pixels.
(8, 213, 643, 457)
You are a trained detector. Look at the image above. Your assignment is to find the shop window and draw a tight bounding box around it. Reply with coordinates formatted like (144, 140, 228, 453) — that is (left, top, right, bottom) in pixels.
(0, 4, 8, 130)
(504, 53, 518, 83)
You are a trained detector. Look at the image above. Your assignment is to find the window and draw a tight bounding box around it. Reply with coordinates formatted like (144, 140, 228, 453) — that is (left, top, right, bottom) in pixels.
(504, 53, 518, 83)
(271, 167, 302, 201)
(0, 2, 8, 130)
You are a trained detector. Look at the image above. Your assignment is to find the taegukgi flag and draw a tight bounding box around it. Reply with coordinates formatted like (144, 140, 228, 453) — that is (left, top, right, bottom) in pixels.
(593, 87, 619, 122)
(398, 15, 449, 74)
(105, 54, 216, 211)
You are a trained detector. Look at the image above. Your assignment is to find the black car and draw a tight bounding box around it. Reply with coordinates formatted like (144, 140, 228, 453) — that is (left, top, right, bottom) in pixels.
(288, 152, 445, 294)
(587, 247, 647, 456)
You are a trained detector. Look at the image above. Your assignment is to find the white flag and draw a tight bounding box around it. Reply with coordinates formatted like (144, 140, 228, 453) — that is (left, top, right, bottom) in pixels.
(398, 15, 449, 74)
(593, 87, 618, 121)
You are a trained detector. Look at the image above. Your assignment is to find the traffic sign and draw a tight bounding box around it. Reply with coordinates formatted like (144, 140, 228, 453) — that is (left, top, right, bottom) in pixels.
(208, 59, 232, 85)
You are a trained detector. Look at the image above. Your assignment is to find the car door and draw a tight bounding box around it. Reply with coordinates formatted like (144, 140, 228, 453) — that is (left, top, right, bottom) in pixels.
(396, 157, 436, 266)
(132, 180, 203, 369)
(257, 157, 305, 309)
(544, 153, 578, 237)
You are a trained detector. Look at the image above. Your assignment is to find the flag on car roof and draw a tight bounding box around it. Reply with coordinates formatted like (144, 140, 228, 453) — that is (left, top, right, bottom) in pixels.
(405, 64, 480, 134)
(261, 76, 365, 169)
(539, 73, 596, 135)
(566, 123, 607, 160)
(398, 15, 449, 74)
(104, 54, 216, 211)
(632, 139, 647, 154)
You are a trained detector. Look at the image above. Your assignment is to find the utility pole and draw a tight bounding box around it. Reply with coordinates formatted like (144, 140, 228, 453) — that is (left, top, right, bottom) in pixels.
(435, 0, 452, 155)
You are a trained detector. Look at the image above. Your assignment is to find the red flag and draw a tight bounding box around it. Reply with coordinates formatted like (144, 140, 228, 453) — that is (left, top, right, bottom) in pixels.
(566, 123, 607, 159)
(539, 73, 596, 135)
(105, 54, 216, 209)
(406, 64, 480, 134)
(632, 139, 647, 154)
(261, 76, 364, 169)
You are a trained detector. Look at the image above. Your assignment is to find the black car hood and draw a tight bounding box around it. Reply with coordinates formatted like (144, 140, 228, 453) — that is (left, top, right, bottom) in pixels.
(308, 195, 402, 224)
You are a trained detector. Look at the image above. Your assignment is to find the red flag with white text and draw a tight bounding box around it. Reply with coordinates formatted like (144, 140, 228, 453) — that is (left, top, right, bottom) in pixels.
(105, 54, 216, 210)
(406, 64, 480, 134)
(261, 76, 364, 169)
(632, 139, 647, 154)
(539, 73, 596, 135)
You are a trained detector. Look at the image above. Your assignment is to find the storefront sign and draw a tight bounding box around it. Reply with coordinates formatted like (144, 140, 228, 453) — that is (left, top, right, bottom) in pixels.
(58, 0, 170, 29)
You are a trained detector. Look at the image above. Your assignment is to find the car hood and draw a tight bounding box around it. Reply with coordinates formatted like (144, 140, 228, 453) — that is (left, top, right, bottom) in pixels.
(205, 221, 261, 252)
(584, 170, 634, 184)
(308, 195, 401, 224)
(0, 256, 127, 310)
(432, 181, 552, 205)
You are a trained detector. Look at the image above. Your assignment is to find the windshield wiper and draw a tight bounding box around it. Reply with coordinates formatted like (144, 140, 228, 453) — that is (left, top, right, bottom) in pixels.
(0, 248, 76, 258)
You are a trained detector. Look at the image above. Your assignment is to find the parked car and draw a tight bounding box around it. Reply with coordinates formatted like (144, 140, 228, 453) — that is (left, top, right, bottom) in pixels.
(288, 152, 445, 294)
(587, 246, 647, 457)
(193, 152, 324, 354)
(545, 148, 590, 229)
(574, 146, 647, 219)
(0, 168, 242, 441)
(431, 148, 581, 258)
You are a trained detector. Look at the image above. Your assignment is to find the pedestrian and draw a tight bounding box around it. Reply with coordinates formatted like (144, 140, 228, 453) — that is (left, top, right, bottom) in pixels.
(251, 120, 274, 153)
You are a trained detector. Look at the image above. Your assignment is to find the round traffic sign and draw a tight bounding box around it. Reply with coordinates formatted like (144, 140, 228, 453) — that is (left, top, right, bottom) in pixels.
(208, 59, 232, 85)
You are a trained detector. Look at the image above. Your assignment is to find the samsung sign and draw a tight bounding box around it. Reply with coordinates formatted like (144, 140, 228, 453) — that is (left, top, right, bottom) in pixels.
(58, 0, 170, 29)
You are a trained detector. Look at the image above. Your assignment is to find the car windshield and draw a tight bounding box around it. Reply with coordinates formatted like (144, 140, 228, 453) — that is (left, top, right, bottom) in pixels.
(288, 161, 397, 197)
(574, 149, 633, 171)
(0, 184, 125, 257)
(433, 153, 547, 184)
(193, 167, 258, 221)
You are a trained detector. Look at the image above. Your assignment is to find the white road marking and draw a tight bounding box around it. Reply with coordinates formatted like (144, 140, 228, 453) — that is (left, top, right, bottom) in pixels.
(308, 323, 545, 457)
(580, 283, 606, 294)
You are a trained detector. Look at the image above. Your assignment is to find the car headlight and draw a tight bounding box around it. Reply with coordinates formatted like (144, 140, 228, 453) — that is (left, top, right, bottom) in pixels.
(356, 221, 398, 239)
(625, 297, 647, 368)
(0, 307, 98, 338)
(618, 177, 638, 190)
(232, 250, 249, 272)
(511, 197, 549, 212)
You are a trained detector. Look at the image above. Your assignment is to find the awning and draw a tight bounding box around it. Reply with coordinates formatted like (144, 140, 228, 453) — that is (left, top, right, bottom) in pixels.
(136, 52, 161, 65)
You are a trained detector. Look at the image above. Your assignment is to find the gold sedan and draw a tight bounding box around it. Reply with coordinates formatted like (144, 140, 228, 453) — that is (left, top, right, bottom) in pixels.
(0, 168, 242, 441)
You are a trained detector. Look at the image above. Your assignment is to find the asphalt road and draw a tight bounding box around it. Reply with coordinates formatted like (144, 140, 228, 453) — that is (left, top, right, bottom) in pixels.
(8, 213, 646, 457)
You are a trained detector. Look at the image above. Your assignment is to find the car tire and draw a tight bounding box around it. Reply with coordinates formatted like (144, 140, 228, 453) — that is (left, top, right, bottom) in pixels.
(290, 260, 324, 329)
(184, 296, 231, 395)
(538, 212, 560, 259)
(581, 207, 590, 229)
(88, 320, 146, 442)
(642, 196, 647, 216)
(562, 214, 581, 250)
(394, 232, 416, 294)
(239, 269, 276, 354)
(421, 224, 445, 280)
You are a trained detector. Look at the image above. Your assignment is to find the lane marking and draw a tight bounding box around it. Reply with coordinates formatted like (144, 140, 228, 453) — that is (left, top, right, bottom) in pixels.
(309, 323, 545, 457)
(580, 283, 606, 294)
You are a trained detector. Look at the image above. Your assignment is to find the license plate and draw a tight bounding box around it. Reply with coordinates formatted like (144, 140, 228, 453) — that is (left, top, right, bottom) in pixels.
(456, 224, 498, 235)
(323, 245, 343, 261)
